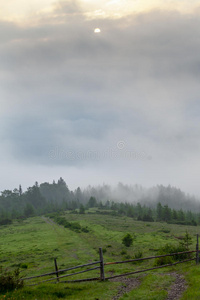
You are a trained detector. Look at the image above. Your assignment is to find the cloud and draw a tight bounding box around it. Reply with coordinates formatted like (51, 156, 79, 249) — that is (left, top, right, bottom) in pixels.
(54, 0, 82, 15)
(1, 8, 200, 194)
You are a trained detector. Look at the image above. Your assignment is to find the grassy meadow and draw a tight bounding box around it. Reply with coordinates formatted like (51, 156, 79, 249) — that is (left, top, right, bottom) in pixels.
(0, 211, 200, 299)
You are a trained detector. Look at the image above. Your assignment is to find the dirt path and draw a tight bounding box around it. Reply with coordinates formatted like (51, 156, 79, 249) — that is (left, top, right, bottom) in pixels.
(110, 272, 187, 300)
(166, 272, 187, 300)
(110, 276, 141, 300)
(42, 216, 58, 226)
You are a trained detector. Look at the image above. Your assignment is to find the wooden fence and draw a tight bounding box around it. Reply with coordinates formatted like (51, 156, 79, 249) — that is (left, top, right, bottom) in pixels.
(21, 234, 200, 286)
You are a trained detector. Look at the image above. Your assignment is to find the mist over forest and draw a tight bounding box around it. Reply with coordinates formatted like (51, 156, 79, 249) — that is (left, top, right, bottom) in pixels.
(83, 183, 199, 211)
(1, 178, 200, 223)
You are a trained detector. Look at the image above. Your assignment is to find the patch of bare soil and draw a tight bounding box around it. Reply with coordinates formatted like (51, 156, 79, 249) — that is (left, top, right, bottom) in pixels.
(110, 276, 141, 300)
(166, 272, 187, 300)
(110, 272, 187, 300)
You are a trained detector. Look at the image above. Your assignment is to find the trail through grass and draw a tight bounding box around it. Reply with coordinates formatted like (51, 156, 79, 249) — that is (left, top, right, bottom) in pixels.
(0, 212, 200, 299)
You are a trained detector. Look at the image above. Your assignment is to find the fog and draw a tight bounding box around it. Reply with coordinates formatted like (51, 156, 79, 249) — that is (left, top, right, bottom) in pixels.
(1, 2, 200, 195)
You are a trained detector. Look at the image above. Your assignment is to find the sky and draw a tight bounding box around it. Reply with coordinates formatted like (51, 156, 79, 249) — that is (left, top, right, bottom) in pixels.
(1, 0, 200, 196)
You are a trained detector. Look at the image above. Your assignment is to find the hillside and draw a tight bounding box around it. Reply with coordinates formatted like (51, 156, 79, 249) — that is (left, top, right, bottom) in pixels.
(0, 211, 200, 299)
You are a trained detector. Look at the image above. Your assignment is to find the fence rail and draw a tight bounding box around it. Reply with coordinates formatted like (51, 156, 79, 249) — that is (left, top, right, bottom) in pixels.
(104, 250, 196, 266)
(106, 257, 195, 280)
(21, 234, 200, 286)
(21, 261, 100, 281)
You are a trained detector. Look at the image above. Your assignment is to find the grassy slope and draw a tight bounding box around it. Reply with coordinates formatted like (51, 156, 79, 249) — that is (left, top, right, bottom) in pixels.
(0, 212, 200, 299)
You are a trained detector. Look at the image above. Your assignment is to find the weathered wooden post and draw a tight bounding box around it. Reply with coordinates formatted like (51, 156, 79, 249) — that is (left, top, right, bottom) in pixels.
(54, 258, 59, 282)
(99, 248, 105, 281)
(196, 234, 199, 265)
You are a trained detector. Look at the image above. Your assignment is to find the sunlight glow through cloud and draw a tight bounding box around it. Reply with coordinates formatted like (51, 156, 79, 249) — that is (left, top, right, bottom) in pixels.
(94, 28, 101, 33)
(0, 0, 199, 22)
(1, 0, 200, 195)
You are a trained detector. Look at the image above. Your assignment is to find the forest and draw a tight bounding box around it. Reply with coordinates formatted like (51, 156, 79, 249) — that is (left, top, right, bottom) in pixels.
(0, 178, 200, 226)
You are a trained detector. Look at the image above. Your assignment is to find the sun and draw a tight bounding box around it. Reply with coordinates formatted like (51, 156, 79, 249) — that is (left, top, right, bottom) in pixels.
(94, 28, 101, 33)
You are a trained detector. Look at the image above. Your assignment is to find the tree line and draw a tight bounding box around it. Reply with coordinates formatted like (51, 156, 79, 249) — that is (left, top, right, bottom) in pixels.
(93, 200, 198, 226)
(0, 178, 199, 226)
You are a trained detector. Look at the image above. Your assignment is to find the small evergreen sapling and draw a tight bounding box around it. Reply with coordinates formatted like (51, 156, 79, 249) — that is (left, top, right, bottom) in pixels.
(122, 233, 134, 247)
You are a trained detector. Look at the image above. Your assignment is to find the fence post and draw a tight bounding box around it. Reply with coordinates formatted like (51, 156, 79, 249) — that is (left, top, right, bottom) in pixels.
(99, 248, 105, 281)
(196, 234, 199, 265)
(54, 258, 59, 282)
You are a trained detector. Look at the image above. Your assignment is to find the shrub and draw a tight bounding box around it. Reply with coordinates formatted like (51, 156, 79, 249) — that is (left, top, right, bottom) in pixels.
(132, 250, 143, 264)
(55, 217, 66, 226)
(64, 221, 72, 228)
(155, 242, 189, 266)
(134, 250, 143, 259)
(122, 233, 134, 247)
(180, 230, 192, 250)
(0, 268, 23, 292)
(0, 219, 12, 226)
(81, 227, 89, 233)
(79, 204, 85, 214)
(70, 222, 81, 230)
(55, 217, 83, 233)
(20, 263, 28, 269)
(47, 212, 59, 218)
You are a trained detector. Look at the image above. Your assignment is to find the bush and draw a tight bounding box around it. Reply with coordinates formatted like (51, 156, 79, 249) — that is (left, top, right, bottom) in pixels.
(0, 268, 23, 292)
(81, 227, 89, 233)
(0, 219, 12, 226)
(70, 222, 81, 230)
(54, 217, 84, 233)
(64, 221, 72, 228)
(45, 212, 58, 218)
(122, 233, 134, 247)
(134, 250, 143, 259)
(79, 204, 85, 214)
(154, 244, 174, 266)
(20, 263, 28, 269)
(132, 250, 143, 265)
(180, 230, 192, 250)
(155, 242, 189, 266)
(55, 217, 66, 226)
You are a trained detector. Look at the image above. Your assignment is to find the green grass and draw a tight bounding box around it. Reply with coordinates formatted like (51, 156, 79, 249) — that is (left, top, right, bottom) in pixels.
(0, 281, 120, 300)
(120, 273, 174, 300)
(0, 212, 200, 299)
(180, 264, 200, 300)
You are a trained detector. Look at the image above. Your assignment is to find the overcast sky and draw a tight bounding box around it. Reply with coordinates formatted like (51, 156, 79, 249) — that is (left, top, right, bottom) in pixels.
(1, 0, 200, 196)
